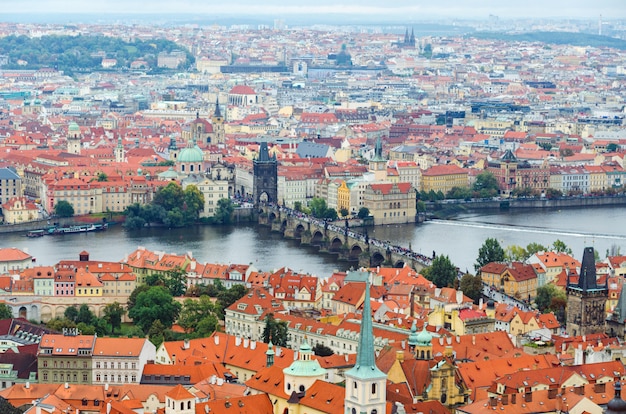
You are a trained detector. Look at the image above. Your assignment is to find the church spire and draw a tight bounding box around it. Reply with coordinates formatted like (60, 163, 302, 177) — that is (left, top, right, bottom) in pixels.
(214, 96, 222, 118)
(344, 278, 387, 414)
(355, 280, 378, 370)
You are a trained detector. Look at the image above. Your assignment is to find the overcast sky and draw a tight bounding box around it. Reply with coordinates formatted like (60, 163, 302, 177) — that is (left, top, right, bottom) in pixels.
(3, 0, 625, 20)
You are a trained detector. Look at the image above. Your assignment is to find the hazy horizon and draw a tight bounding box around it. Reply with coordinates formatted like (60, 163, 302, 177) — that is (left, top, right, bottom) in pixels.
(2, 0, 625, 21)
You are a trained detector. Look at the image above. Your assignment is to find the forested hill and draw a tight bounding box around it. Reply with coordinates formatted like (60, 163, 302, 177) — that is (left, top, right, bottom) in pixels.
(0, 35, 194, 73)
(468, 31, 626, 50)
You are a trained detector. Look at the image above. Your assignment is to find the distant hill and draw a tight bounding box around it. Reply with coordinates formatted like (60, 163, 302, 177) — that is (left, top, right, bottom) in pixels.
(0, 35, 194, 74)
(468, 31, 626, 50)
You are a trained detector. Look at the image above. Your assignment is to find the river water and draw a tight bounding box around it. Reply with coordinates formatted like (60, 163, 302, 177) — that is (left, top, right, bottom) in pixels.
(2, 206, 625, 277)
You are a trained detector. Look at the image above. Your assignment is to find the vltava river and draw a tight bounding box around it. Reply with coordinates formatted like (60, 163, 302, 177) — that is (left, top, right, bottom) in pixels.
(2, 206, 625, 277)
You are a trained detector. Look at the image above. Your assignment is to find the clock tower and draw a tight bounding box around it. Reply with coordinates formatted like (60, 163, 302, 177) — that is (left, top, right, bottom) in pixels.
(566, 246, 608, 337)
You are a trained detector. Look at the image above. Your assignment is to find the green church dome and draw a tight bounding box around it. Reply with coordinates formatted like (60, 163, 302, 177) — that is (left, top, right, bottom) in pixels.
(177, 145, 204, 163)
(416, 323, 432, 347)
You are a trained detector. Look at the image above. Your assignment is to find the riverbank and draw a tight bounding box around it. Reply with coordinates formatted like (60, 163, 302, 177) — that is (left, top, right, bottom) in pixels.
(428, 194, 626, 218)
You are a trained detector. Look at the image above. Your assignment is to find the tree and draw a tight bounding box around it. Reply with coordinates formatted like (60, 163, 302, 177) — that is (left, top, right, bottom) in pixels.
(551, 239, 572, 255)
(544, 188, 562, 199)
(460, 273, 483, 304)
(96, 172, 108, 182)
(178, 296, 219, 337)
(357, 207, 370, 219)
(64, 306, 78, 322)
(154, 182, 185, 211)
(323, 208, 338, 221)
(165, 267, 187, 297)
(75, 304, 95, 325)
(475, 238, 505, 272)
(472, 171, 500, 198)
(0, 303, 12, 320)
(423, 255, 458, 288)
(54, 200, 74, 217)
(535, 284, 567, 322)
(309, 197, 328, 218)
(182, 185, 205, 224)
(294, 201, 303, 212)
(46, 317, 76, 332)
(262, 313, 289, 347)
(505, 245, 528, 262)
(0, 395, 23, 414)
(148, 320, 166, 347)
(340, 207, 349, 217)
(103, 302, 126, 334)
(526, 242, 547, 257)
(217, 284, 248, 315)
(128, 286, 181, 333)
(607, 143, 619, 152)
(214, 198, 235, 224)
(312, 343, 334, 356)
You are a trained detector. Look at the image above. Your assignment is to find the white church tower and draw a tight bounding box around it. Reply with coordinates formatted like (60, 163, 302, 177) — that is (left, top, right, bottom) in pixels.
(67, 121, 82, 155)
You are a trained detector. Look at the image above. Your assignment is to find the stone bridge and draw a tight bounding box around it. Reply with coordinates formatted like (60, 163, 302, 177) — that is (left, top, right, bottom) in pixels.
(259, 206, 431, 272)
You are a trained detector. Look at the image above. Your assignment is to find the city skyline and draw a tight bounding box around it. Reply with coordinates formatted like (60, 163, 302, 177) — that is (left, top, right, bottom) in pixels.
(3, 0, 626, 20)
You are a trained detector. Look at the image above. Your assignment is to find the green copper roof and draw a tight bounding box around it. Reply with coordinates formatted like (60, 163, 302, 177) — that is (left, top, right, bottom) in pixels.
(345, 279, 386, 380)
(68, 122, 80, 132)
(282, 338, 326, 377)
(416, 323, 432, 347)
(408, 320, 419, 347)
(178, 145, 204, 163)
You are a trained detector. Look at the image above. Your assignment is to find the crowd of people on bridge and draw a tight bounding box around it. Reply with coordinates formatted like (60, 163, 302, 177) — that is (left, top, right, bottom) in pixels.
(268, 204, 434, 267)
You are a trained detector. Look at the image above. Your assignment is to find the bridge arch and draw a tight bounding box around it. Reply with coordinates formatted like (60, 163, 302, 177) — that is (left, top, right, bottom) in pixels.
(329, 237, 343, 252)
(349, 245, 363, 261)
(280, 219, 288, 235)
(311, 230, 324, 245)
(294, 224, 305, 239)
(268, 211, 278, 222)
(371, 251, 385, 267)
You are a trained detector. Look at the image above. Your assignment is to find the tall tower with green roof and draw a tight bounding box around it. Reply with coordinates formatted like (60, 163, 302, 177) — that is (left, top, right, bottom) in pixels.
(67, 121, 81, 155)
(344, 279, 387, 414)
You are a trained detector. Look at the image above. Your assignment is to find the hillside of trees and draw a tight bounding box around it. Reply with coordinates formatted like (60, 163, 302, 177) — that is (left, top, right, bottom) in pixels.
(0, 35, 194, 73)
(469, 31, 626, 50)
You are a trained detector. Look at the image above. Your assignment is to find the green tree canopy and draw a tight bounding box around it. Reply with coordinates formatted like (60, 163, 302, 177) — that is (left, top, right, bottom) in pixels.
(312, 343, 334, 357)
(535, 284, 567, 322)
(182, 185, 205, 224)
(214, 198, 235, 224)
(76, 304, 95, 325)
(340, 207, 349, 217)
(164, 266, 187, 297)
(103, 302, 126, 334)
(460, 273, 483, 304)
(309, 197, 329, 218)
(64, 306, 78, 322)
(472, 171, 500, 198)
(54, 200, 74, 217)
(0, 304, 12, 320)
(526, 242, 548, 257)
(505, 245, 528, 262)
(357, 207, 370, 219)
(262, 313, 289, 347)
(475, 238, 505, 272)
(128, 286, 181, 333)
(551, 239, 572, 255)
(178, 296, 220, 338)
(423, 255, 458, 288)
(154, 182, 184, 211)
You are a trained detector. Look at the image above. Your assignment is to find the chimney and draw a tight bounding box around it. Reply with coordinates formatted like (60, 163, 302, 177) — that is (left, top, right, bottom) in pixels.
(472, 335, 476, 345)
(214, 335, 220, 345)
(524, 392, 532, 402)
(183, 339, 190, 349)
(489, 396, 497, 407)
(172, 354, 176, 364)
(106, 402, 112, 414)
(502, 394, 509, 405)
(456, 290, 463, 304)
(396, 350, 404, 362)
(548, 388, 558, 399)
(65, 382, 69, 389)
(511, 393, 516, 404)
(25, 382, 30, 389)
(105, 383, 109, 392)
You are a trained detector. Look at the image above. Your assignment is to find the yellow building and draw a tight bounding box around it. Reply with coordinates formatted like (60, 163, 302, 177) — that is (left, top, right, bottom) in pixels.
(420, 164, 468, 194)
(1, 197, 38, 224)
(337, 181, 350, 213)
(74, 268, 103, 297)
